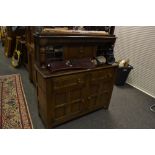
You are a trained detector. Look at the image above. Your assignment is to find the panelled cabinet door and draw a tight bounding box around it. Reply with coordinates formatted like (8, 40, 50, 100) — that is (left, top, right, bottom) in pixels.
(87, 68, 114, 110)
(52, 73, 86, 123)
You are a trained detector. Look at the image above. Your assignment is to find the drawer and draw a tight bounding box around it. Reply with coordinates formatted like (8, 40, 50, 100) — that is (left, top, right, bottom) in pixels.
(52, 73, 86, 90)
(90, 68, 114, 82)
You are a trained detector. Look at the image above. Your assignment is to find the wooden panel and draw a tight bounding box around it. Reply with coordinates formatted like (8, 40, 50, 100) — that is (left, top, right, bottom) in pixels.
(37, 71, 46, 92)
(52, 73, 85, 90)
(70, 100, 81, 114)
(64, 46, 96, 59)
(52, 74, 85, 122)
(53, 90, 68, 121)
(90, 68, 114, 82)
(87, 68, 115, 109)
(55, 106, 66, 119)
(55, 91, 67, 106)
(96, 81, 113, 108)
(37, 86, 48, 123)
(69, 87, 84, 115)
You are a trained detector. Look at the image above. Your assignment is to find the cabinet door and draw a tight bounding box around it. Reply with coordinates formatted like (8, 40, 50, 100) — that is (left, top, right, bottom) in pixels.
(52, 73, 86, 123)
(87, 68, 114, 110)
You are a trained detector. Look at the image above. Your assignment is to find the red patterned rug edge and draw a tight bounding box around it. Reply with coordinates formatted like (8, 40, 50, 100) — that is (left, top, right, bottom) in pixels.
(18, 74, 33, 129)
(0, 74, 33, 129)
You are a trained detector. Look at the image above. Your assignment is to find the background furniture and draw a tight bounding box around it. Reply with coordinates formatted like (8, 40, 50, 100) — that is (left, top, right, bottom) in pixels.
(26, 27, 38, 83)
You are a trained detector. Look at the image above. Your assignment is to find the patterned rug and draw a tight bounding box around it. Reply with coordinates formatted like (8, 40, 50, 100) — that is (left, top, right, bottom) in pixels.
(0, 74, 33, 129)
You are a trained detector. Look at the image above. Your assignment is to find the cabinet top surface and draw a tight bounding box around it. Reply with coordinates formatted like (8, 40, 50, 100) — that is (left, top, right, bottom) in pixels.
(35, 64, 118, 78)
(34, 29, 116, 39)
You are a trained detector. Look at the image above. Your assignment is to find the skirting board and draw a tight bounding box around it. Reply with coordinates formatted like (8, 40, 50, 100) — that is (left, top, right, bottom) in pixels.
(127, 82, 155, 99)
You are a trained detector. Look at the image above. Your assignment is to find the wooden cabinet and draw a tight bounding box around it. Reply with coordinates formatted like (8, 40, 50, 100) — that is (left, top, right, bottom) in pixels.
(33, 28, 117, 128)
(35, 65, 117, 128)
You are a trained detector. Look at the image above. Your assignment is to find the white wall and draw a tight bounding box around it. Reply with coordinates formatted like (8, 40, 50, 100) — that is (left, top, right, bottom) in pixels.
(114, 26, 155, 98)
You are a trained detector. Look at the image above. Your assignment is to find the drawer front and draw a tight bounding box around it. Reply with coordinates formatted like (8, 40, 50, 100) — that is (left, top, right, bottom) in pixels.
(90, 67, 115, 82)
(52, 73, 86, 90)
